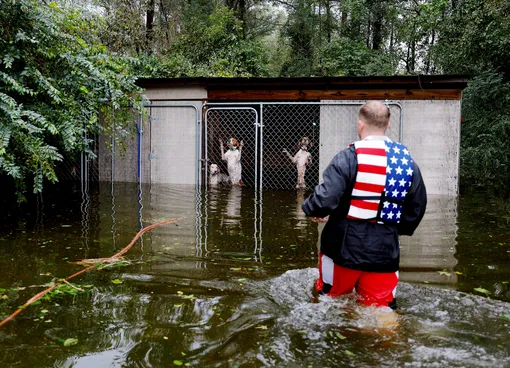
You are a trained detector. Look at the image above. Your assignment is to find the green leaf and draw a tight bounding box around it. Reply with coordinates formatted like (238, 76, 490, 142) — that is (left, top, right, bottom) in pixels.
(335, 332, 346, 340)
(63, 338, 79, 347)
(173, 360, 183, 366)
(473, 287, 491, 295)
(111, 279, 123, 285)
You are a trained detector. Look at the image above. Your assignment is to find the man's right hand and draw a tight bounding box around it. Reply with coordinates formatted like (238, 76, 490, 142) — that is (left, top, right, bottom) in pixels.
(311, 216, 328, 223)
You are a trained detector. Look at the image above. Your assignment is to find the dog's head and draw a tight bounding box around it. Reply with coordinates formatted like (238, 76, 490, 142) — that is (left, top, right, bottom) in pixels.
(296, 136, 312, 151)
(210, 163, 220, 175)
(227, 137, 239, 150)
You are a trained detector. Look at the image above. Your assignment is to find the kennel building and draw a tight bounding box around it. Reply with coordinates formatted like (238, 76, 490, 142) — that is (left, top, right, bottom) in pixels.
(95, 76, 467, 283)
(98, 76, 467, 196)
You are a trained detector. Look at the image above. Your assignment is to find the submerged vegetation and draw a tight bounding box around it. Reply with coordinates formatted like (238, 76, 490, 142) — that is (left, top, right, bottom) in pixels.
(0, 0, 509, 197)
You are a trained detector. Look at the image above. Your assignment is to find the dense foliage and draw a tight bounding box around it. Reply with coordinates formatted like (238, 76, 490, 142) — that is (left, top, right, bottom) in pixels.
(1, 0, 509, 197)
(460, 72, 510, 197)
(0, 0, 142, 200)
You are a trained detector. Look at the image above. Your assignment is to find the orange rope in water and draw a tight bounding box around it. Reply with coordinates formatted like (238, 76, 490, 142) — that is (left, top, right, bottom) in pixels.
(0, 218, 177, 328)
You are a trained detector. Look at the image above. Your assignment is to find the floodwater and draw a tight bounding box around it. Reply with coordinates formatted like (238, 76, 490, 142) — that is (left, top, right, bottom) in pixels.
(0, 183, 509, 367)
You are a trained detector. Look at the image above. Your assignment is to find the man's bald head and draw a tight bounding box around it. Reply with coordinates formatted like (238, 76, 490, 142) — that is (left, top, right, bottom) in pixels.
(358, 101, 390, 129)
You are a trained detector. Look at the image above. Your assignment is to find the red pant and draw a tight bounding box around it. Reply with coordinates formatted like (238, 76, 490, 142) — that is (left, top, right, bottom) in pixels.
(316, 253, 398, 308)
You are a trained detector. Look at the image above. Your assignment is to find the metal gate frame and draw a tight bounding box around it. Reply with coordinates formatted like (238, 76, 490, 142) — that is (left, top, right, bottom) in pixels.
(204, 107, 259, 189)
(202, 101, 403, 190)
(140, 103, 201, 186)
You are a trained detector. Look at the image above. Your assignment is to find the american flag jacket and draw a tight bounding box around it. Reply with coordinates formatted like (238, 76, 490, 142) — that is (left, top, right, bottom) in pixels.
(347, 139, 414, 224)
(302, 136, 427, 272)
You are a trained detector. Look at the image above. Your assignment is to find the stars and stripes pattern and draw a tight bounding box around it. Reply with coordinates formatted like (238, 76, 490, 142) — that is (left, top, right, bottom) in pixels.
(347, 140, 388, 221)
(380, 140, 413, 223)
(347, 139, 414, 224)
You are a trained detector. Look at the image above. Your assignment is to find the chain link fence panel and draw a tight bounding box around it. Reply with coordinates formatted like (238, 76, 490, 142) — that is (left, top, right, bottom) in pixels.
(55, 134, 100, 182)
(205, 108, 258, 188)
(262, 104, 321, 190)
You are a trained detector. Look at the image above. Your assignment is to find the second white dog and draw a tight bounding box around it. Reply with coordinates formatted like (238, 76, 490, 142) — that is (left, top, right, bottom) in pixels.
(283, 136, 312, 189)
(209, 163, 230, 186)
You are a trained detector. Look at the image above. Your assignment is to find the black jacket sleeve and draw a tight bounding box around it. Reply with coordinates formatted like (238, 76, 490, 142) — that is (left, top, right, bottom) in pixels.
(397, 160, 427, 236)
(301, 147, 355, 218)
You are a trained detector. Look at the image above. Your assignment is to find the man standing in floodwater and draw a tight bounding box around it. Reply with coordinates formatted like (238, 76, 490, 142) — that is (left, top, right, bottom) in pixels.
(302, 101, 427, 309)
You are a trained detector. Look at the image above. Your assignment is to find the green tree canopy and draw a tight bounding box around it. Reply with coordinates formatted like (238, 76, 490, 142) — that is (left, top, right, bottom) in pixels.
(0, 0, 142, 200)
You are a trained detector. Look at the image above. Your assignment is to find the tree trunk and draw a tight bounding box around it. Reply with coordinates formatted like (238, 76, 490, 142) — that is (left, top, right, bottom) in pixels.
(239, 0, 246, 39)
(425, 29, 435, 74)
(390, 24, 394, 52)
(326, 0, 332, 43)
(372, 7, 384, 50)
(406, 42, 411, 73)
(367, 19, 371, 48)
(410, 40, 416, 73)
(341, 5, 348, 31)
(146, 0, 155, 52)
(372, 18, 383, 50)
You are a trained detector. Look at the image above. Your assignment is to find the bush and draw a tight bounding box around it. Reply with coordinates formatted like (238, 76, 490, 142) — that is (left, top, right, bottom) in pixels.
(460, 72, 510, 197)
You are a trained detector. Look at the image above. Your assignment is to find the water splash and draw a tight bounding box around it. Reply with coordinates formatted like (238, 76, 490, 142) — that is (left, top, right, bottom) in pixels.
(245, 268, 510, 367)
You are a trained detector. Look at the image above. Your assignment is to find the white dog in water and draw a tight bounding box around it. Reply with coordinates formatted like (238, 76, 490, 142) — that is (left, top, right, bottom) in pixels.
(209, 163, 230, 186)
(283, 136, 312, 189)
(220, 138, 244, 186)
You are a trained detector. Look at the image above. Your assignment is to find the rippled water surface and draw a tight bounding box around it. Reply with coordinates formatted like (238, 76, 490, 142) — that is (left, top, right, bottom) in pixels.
(0, 183, 509, 367)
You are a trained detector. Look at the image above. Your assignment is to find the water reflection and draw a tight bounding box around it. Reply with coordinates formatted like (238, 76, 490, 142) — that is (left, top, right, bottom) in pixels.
(1, 184, 509, 368)
(400, 195, 459, 285)
(225, 186, 242, 225)
(97, 186, 462, 278)
(110, 180, 117, 249)
(295, 189, 307, 226)
(146, 184, 197, 257)
(80, 176, 91, 255)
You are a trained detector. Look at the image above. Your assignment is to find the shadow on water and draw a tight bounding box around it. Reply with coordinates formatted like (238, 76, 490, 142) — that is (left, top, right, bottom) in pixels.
(0, 183, 509, 367)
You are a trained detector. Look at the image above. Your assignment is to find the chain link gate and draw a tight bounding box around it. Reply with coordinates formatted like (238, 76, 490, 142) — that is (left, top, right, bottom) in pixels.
(203, 102, 402, 191)
(205, 107, 259, 188)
